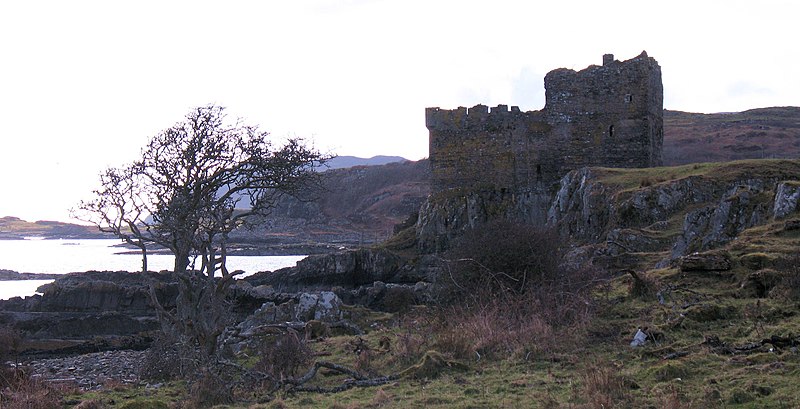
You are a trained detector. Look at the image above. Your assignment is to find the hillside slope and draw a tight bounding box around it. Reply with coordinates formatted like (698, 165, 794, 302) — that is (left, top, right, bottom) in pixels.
(229, 159, 431, 252)
(0, 216, 110, 240)
(663, 107, 800, 165)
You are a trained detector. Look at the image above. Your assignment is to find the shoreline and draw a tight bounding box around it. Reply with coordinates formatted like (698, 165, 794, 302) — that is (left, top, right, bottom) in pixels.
(0, 269, 63, 280)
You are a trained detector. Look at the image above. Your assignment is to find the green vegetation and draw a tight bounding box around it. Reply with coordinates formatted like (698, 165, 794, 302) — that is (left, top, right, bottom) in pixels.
(595, 158, 800, 191)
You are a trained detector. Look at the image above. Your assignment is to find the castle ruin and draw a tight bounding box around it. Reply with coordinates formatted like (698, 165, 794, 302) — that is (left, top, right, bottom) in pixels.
(415, 52, 664, 252)
(426, 52, 663, 195)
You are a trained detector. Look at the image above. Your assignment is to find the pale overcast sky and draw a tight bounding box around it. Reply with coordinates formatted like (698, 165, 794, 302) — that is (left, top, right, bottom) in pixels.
(1, 0, 798, 222)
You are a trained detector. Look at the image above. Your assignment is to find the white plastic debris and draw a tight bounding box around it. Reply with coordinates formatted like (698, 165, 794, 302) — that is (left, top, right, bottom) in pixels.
(630, 329, 648, 347)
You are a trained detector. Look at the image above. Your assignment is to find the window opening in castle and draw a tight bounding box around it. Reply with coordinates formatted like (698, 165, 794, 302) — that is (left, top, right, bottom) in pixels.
(609, 125, 615, 138)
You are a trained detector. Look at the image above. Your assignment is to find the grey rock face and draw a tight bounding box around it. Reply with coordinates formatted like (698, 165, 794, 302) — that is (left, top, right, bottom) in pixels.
(773, 182, 800, 219)
(247, 248, 405, 292)
(334, 281, 429, 312)
(546, 166, 800, 267)
(235, 291, 343, 345)
(32, 271, 177, 313)
(605, 228, 671, 255)
(671, 183, 768, 258)
(547, 168, 611, 242)
(296, 291, 343, 321)
(416, 188, 551, 253)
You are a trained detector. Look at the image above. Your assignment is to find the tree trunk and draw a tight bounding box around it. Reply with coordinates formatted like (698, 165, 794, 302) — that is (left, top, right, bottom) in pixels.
(174, 248, 191, 274)
(140, 245, 148, 273)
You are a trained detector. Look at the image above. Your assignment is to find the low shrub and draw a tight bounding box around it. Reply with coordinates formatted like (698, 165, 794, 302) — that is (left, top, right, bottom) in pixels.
(253, 329, 313, 381)
(380, 286, 417, 313)
(439, 220, 564, 299)
(393, 332, 427, 366)
(183, 370, 234, 408)
(432, 220, 605, 359)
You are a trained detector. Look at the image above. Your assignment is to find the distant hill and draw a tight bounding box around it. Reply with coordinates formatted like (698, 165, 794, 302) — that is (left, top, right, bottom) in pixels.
(0, 216, 110, 240)
(663, 107, 800, 165)
(231, 159, 430, 251)
(324, 155, 408, 169)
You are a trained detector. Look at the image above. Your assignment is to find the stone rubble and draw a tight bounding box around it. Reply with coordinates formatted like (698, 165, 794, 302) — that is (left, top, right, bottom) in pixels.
(24, 350, 145, 390)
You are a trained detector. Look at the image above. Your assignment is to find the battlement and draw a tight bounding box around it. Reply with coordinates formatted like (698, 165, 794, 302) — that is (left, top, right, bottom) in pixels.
(427, 52, 663, 195)
(426, 104, 534, 131)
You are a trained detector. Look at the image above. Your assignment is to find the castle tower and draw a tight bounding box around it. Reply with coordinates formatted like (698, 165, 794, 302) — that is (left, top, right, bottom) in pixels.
(426, 52, 663, 195)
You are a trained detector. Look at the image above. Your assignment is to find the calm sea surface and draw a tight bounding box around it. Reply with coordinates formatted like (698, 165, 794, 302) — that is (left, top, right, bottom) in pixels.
(0, 238, 306, 300)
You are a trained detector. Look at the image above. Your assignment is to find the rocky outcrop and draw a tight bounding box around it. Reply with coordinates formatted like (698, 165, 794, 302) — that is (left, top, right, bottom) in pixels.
(235, 291, 344, 337)
(547, 169, 728, 244)
(31, 271, 177, 314)
(334, 281, 431, 313)
(545, 162, 800, 267)
(3, 311, 157, 339)
(415, 160, 800, 271)
(547, 168, 613, 242)
(415, 189, 551, 253)
(0, 272, 179, 344)
(670, 182, 769, 258)
(773, 181, 800, 219)
(604, 228, 672, 256)
(245, 248, 411, 292)
(296, 292, 343, 321)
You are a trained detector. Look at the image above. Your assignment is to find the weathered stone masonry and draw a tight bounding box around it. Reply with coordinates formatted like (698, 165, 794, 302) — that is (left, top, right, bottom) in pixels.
(415, 52, 663, 252)
(425, 52, 663, 195)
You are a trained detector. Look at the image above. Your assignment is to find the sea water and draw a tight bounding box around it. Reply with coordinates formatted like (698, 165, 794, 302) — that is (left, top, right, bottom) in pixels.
(0, 238, 306, 300)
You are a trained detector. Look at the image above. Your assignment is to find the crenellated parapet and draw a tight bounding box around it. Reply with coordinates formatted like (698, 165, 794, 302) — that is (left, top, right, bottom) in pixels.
(425, 104, 526, 131)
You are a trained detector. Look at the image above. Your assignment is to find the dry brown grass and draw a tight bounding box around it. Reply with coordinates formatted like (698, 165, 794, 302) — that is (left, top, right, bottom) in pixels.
(435, 301, 550, 360)
(430, 221, 604, 361)
(0, 371, 64, 409)
(580, 364, 629, 408)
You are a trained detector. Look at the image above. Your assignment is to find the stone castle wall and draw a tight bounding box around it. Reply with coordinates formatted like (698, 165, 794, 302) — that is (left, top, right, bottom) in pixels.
(426, 52, 663, 195)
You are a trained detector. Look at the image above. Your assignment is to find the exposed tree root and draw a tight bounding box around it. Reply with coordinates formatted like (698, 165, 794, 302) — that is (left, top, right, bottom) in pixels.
(281, 351, 468, 394)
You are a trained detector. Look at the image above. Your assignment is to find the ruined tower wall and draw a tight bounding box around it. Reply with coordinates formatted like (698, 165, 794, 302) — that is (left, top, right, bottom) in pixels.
(425, 105, 551, 193)
(426, 52, 663, 195)
(543, 52, 663, 171)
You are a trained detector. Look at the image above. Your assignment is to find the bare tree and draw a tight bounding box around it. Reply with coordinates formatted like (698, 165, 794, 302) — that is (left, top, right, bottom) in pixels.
(74, 166, 151, 272)
(77, 105, 328, 360)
